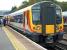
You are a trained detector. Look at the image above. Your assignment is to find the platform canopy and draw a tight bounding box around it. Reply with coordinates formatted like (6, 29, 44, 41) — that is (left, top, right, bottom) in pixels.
(62, 11, 67, 17)
(0, 10, 10, 16)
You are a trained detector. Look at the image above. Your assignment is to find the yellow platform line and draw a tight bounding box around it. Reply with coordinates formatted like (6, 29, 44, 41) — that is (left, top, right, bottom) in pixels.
(2, 27, 27, 50)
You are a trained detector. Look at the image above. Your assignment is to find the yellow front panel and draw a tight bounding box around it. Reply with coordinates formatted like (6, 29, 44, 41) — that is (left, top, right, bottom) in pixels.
(46, 25, 54, 34)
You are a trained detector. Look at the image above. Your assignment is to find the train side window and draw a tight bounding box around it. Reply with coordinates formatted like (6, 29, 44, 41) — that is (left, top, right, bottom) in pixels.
(14, 14, 23, 23)
(10, 16, 14, 22)
(21, 14, 23, 23)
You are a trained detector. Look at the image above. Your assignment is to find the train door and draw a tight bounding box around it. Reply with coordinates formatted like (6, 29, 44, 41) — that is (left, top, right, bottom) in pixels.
(23, 12, 25, 32)
(40, 3, 56, 36)
(23, 11, 29, 32)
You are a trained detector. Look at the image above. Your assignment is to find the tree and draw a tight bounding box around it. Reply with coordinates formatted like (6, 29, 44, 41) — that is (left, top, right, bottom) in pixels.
(58, 2, 67, 11)
(10, 6, 18, 13)
(18, 1, 30, 10)
(29, 0, 57, 4)
(10, 0, 67, 12)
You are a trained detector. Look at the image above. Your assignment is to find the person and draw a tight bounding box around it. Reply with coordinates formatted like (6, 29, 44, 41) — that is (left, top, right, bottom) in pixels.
(0, 19, 1, 25)
(3, 19, 6, 26)
(1, 19, 3, 25)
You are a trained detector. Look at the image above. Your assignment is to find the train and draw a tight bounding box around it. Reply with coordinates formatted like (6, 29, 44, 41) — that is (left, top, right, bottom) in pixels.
(4, 1, 64, 43)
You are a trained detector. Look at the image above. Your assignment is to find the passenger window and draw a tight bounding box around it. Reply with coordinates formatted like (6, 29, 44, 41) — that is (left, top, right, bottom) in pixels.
(14, 14, 23, 23)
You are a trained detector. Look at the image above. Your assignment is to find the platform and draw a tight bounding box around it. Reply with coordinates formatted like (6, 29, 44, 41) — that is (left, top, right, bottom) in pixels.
(0, 26, 47, 50)
(0, 27, 15, 50)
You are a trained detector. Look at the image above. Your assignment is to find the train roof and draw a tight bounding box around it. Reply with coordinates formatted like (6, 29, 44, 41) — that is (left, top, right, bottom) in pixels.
(8, 1, 51, 16)
(8, 1, 61, 16)
(8, 6, 32, 16)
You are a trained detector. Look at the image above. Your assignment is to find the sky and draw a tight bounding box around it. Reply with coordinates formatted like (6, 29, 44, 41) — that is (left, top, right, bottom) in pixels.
(0, 0, 26, 10)
(0, 0, 67, 10)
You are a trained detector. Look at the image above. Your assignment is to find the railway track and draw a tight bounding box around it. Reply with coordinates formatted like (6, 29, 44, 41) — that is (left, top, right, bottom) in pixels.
(54, 42, 67, 50)
(46, 38, 67, 50)
(8, 25, 67, 50)
(38, 40, 67, 50)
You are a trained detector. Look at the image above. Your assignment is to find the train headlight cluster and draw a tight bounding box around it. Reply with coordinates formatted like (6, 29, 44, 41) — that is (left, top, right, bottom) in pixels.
(56, 25, 59, 32)
(59, 26, 63, 32)
(33, 26, 41, 30)
(56, 25, 59, 30)
(36, 26, 40, 30)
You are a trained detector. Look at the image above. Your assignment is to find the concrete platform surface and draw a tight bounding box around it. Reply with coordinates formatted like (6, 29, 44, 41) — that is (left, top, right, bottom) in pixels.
(0, 27, 15, 50)
(6, 26, 47, 50)
(0, 26, 47, 50)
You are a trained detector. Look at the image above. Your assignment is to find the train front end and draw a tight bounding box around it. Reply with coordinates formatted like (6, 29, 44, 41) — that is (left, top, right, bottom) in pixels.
(31, 1, 64, 43)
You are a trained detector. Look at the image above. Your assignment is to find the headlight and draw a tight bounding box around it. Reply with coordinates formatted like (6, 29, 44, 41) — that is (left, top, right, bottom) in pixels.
(56, 25, 59, 30)
(59, 26, 63, 32)
(33, 26, 40, 30)
(56, 27, 59, 30)
(36, 26, 40, 30)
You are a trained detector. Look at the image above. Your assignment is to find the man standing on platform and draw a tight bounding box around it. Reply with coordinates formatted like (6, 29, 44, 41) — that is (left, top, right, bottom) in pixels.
(3, 18, 6, 26)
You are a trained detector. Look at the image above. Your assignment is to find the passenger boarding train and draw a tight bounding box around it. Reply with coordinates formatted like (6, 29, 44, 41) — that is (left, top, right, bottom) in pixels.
(4, 1, 64, 43)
